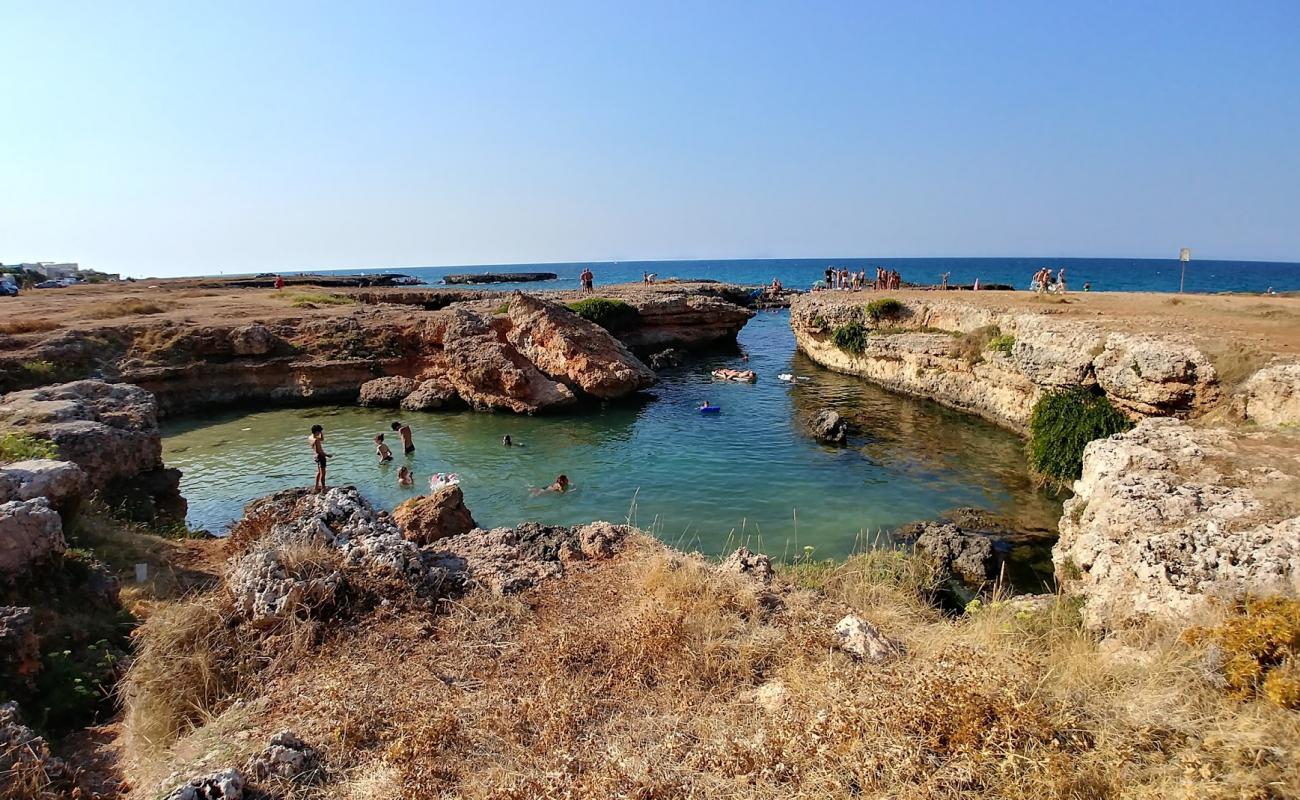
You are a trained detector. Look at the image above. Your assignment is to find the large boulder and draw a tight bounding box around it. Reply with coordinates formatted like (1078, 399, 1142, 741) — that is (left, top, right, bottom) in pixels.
(911, 522, 996, 586)
(0, 459, 87, 515)
(0, 498, 65, 580)
(393, 485, 477, 545)
(429, 521, 632, 595)
(808, 409, 850, 445)
(1055, 418, 1300, 629)
(1235, 361, 1300, 427)
(1093, 334, 1220, 417)
(400, 377, 462, 411)
(358, 376, 418, 407)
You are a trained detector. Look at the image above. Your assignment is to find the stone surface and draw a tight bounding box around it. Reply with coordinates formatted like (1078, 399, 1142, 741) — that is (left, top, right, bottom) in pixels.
(1093, 334, 1220, 417)
(358, 376, 418, 407)
(912, 522, 996, 586)
(245, 730, 321, 782)
(230, 324, 278, 356)
(648, 348, 684, 370)
(808, 409, 850, 445)
(1054, 418, 1300, 629)
(393, 485, 478, 545)
(1235, 361, 1300, 427)
(0, 701, 71, 794)
(400, 377, 461, 411)
(833, 614, 901, 662)
(429, 520, 633, 595)
(162, 768, 245, 800)
(0, 607, 39, 688)
(719, 547, 774, 584)
(0, 498, 65, 580)
(0, 459, 87, 515)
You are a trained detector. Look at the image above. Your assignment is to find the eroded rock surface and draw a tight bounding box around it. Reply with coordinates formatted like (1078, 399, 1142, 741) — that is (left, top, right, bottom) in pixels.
(358, 376, 418, 407)
(1093, 334, 1220, 417)
(393, 485, 477, 545)
(808, 409, 850, 445)
(430, 521, 632, 595)
(162, 768, 245, 800)
(0, 607, 39, 688)
(1235, 361, 1300, 427)
(245, 730, 321, 782)
(0, 498, 65, 580)
(720, 546, 774, 584)
(1055, 418, 1300, 629)
(911, 522, 996, 586)
(0, 459, 87, 515)
(834, 614, 901, 662)
(0, 701, 72, 795)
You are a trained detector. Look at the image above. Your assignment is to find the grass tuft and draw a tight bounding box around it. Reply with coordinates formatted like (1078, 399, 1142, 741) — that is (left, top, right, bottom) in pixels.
(84, 298, 176, 319)
(0, 319, 60, 335)
(864, 297, 904, 323)
(831, 321, 870, 355)
(566, 297, 639, 332)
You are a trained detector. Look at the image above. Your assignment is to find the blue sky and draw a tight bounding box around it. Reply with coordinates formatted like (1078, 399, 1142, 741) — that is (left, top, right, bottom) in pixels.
(2, 1, 1297, 277)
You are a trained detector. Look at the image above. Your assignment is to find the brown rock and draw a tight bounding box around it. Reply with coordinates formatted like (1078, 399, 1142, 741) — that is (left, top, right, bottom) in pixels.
(358, 376, 418, 407)
(393, 485, 477, 545)
(401, 377, 462, 411)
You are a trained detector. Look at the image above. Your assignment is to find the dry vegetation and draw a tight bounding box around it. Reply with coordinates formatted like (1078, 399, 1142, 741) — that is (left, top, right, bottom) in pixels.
(122, 538, 1300, 800)
(0, 318, 60, 335)
(83, 298, 177, 319)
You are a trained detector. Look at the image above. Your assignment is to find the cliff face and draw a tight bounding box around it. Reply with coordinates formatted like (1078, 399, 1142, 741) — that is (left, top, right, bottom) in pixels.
(790, 294, 1234, 432)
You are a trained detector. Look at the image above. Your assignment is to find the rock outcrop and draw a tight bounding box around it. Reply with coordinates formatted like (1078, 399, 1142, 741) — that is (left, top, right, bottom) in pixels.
(1054, 418, 1300, 629)
(400, 377, 461, 411)
(245, 730, 320, 782)
(808, 409, 850, 444)
(0, 459, 87, 515)
(358, 376, 418, 407)
(0, 498, 65, 580)
(601, 291, 756, 352)
(0, 380, 184, 517)
(834, 614, 901, 662)
(789, 295, 1231, 432)
(720, 546, 774, 584)
(430, 521, 632, 595)
(1234, 361, 1300, 427)
(162, 768, 245, 800)
(393, 485, 477, 545)
(910, 522, 996, 586)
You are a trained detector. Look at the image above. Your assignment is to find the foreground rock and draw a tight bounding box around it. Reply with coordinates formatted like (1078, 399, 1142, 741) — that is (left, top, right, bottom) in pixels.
(0, 380, 183, 517)
(834, 614, 901, 662)
(1234, 361, 1300, 427)
(0, 702, 73, 795)
(245, 730, 321, 782)
(162, 768, 245, 800)
(0, 459, 87, 515)
(393, 485, 477, 545)
(430, 521, 631, 595)
(910, 522, 996, 586)
(1055, 418, 1300, 629)
(0, 607, 39, 688)
(0, 498, 65, 580)
(720, 546, 774, 584)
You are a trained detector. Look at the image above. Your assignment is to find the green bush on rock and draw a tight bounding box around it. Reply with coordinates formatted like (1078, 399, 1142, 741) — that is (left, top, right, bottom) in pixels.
(1028, 388, 1133, 483)
(865, 298, 904, 323)
(567, 298, 639, 332)
(0, 432, 58, 463)
(831, 321, 870, 355)
(989, 333, 1016, 356)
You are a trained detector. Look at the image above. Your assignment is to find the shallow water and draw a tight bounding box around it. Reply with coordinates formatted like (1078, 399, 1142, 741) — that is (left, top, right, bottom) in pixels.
(162, 310, 1062, 576)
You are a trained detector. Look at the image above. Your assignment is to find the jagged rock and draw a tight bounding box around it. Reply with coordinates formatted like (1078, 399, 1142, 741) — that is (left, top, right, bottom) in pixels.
(809, 409, 850, 445)
(0, 498, 65, 580)
(162, 768, 245, 800)
(1004, 315, 1106, 388)
(912, 523, 996, 585)
(245, 730, 321, 782)
(1235, 361, 1300, 427)
(393, 485, 477, 545)
(0, 459, 87, 515)
(228, 487, 449, 626)
(605, 291, 755, 351)
(1054, 418, 1300, 629)
(834, 614, 901, 663)
(0, 607, 39, 688)
(0, 702, 72, 795)
(400, 377, 462, 411)
(230, 324, 277, 356)
(358, 376, 418, 407)
(430, 521, 633, 595)
(1093, 334, 1220, 417)
(720, 547, 774, 584)
(648, 348, 684, 370)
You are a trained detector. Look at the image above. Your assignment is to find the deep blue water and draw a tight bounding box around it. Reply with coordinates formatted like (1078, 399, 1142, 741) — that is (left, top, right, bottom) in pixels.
(316, 256, 1300, 294)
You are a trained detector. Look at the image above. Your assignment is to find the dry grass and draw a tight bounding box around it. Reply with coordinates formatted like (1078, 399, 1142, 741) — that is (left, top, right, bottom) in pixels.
(122, 538, 1300, 799)
(83, 298, 177, 319)
(1204, 340, 1274, 390)
(952, 324, 1001, 366)
(0, 318, 60, 335)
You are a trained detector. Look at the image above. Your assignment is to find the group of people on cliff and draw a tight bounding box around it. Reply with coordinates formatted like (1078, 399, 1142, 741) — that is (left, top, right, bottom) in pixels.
(1032, 267, 1068, 294)
(819, 266, 901, 291)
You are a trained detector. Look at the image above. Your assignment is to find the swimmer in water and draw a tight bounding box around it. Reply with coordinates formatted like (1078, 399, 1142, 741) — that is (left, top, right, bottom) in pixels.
(375, 433, 393, 463)
(547, 474, 571, 493)
(397, 466, 414, 487)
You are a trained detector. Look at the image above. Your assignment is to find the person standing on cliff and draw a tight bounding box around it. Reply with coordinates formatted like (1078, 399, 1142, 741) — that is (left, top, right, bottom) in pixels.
(580, 267, 594, 295)
(391, 420, 415, 455)
(309, 424, 331, 493)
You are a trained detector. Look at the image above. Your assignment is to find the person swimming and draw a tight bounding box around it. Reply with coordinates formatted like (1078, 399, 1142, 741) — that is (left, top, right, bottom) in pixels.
(391, 420, 415, 454)
(375, 433, 393, 463)
(397, 466, 414, 487)
(503, 434, 512, 447)
(546, 474, 570, 493)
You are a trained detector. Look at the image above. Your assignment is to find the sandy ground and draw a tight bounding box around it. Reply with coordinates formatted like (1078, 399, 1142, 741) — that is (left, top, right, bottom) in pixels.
(3, 279, 1299, 356)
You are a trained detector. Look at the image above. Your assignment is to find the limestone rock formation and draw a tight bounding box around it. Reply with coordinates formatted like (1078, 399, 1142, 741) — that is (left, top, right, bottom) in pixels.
(162, 768, 245, 800)
(808, 409, 850, 445)
(400, 377, 461, 411)
(429, 521, 632, 595)
(230, 324, 278, 356)
(245, 730, 321, 782)
(0, 607, 39, 688)
(358, 376, 418, 407)
(911, 523, 996, 586)
(834, 614, 901, 662)
(607, 291, 755, 351)
(1055, 418, 1300, 629)
(0, 498, 65, 580)
(0, 459, 87, 515)
(720, 546, 774, 584)
(1093, 334, 1220, 417)
(1235, 361, 1300, 427)
(393, 485, 477, 545)
(0, 702, 72, 795)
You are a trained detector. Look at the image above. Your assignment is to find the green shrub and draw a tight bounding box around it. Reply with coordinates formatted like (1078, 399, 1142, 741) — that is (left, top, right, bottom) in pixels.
(865, 298, 904, 323)
(567, 298, 639, 332)
(0, 432, 58, 463)
(989, 333, 1016, 356)
(952, 325, 1000, 365)
(1028, 388, 1133, 483)
(288, 292, 355, 308)
(831, 321, 870, 355)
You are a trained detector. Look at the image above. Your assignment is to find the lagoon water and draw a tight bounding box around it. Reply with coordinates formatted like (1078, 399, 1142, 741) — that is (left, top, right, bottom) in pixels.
(163, 310, 1062, 578)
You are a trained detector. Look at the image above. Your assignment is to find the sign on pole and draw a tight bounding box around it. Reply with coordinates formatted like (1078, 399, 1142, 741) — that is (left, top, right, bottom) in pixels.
(1179, 248, 1191, 293)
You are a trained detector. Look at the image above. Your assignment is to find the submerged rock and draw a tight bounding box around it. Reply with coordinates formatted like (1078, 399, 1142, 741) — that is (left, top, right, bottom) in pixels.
(393, 485, 477, 545)
(833, 614, 901, 663)
(648, 348, 684, 370)
(808, 409, 850, 445)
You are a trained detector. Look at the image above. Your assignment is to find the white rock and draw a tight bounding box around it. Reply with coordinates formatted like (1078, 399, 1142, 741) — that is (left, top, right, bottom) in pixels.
(833, 614, 901, 662)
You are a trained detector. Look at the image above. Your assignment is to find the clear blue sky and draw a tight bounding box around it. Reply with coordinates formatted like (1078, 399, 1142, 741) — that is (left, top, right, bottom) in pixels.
(2, 1, 1297, 277)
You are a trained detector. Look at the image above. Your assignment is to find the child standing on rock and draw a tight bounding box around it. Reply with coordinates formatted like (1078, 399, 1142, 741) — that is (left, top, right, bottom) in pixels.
(309, 424, 331, 493)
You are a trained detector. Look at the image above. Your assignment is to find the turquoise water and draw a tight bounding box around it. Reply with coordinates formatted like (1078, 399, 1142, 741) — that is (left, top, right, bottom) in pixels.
(162, 310, 1062, 563)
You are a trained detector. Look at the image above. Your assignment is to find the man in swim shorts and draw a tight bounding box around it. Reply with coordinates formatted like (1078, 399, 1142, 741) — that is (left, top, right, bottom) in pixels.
(391, 420, 415, 454)
(309, 424, 331, 493)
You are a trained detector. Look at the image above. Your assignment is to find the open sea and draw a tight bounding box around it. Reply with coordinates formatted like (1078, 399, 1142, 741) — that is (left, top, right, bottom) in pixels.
(314, 256, 1300, 294)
